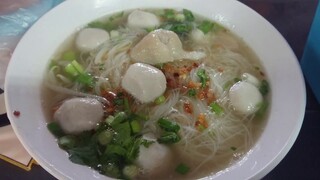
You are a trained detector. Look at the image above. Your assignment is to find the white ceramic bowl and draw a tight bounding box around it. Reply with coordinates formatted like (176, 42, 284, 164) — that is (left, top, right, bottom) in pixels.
(5, 0, 306, 179)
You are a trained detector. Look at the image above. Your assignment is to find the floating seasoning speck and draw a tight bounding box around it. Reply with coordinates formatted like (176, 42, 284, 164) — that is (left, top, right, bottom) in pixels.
(13, 111, 20, 117)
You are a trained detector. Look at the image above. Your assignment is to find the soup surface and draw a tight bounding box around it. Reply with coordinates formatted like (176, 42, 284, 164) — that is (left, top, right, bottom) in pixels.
(43, 8, 270, 180)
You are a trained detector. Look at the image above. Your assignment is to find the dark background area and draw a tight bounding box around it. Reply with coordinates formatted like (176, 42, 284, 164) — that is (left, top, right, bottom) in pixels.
(0, 0, 320, 179)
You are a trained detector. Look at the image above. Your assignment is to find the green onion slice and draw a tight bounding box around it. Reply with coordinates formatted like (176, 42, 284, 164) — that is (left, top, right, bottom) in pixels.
(175, 163, 190, 174)
(209, 102, 224, 116)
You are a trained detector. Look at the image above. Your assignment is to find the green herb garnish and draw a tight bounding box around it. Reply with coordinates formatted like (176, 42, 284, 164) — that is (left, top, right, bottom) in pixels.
(209, 102, 224, 116)
(158, 118, 180, 133)
(256, 101, 269, 117)
(198, 20, 214, 34)
(183, 9, 194, 21)
(88, 21, 115, 31)
(259, 79, 269, 96)
(62, 51, 76, 61)
(175, 163, 190, 174)
(158, 132, 181, 144)
(154, 95, 166, 105)
(47, 122, 65, 138)
(187, 89, 197, 97)
(197, 69, 208, 88)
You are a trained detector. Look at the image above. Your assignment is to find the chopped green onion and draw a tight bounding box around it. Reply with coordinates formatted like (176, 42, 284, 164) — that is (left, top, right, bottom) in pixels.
(155, 63, 164, 69)
(158, 118, 180, 133)
(197, 69, 208, 88)
(162, 22, 192, 35)
(187, 89, 197, 97)
(75, 73, 94, 87)
(109, 11, 124, 22)
(231, 146, 237, 151)
(104, 144, 127, 156)
(98, 130, 113, 145)
(255, 101, 269, 117)
(212, 23, 225, 32)
(209, 102, 224, 116)
(130, 120, 141, 134)
(101, 163, 121, 178)
(62, 51, 76, 61)
(63, 60, 93, 87)
(174, 14, 185, 22)
(99, 64, 104, 70)
(155, 95, 166, 105)
(169, 22, 192, 34)
(123, 165, 139, 179)
(223, 81, 233, 90)
(163, 9, 175, 20)
(71, 60, 84, 74)
(88, 21, 105, 29)
(88, 21, 115, 31)
(135, 113, 149, 121)
(105, 115, 115, 124)
(141, 139, 155, 148)
(183, 9, 194, 21)
(47, 122, 65, 138)
(198, 20, 214, 34)
(58, 135, 76, 149)
(112, 122, 131, 146)
(157, 132, 181, 144)
(64, 60, 84, 77)
(114, 98, 124, 106)
(234, 77, 241, 83)
(146, 27, 156, 32)
(49, 61, 57, 68)
(124, 98, 130, 112)
(111, 112, 127, 126)
(259, 80, 269, 96)
(68, 145, 97, 166)
(126, 138, 141, 162)
(175, 163, 190, 175)
(197, 124, 206, 132)
(65, 63, 79, 76)
(117, 92, 124, 97)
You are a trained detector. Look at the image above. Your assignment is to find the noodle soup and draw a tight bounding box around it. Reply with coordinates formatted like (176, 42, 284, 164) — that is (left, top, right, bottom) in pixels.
(43, 9, 269, 179)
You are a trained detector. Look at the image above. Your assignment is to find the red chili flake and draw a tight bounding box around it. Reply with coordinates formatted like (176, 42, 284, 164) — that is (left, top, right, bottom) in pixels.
(179, 67, 189, 74)
(217, 67, 224, 72)
(186, 66, 193, 71)
(187, 81, 201, 88)
(197, 89, 207, 100)
(101, 90, 117, 102)
(183, 102, 193, 114)
(105, 106, 115, 114)
(206, 90, 216, 105)
(195, 113, 208, 131)
(13, 111, 20, 117)
(195, 120, 201, 127)
(167, 78, 178, 88)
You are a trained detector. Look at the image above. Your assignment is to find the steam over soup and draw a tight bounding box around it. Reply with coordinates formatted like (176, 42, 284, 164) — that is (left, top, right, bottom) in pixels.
(43, 9, 270, 180)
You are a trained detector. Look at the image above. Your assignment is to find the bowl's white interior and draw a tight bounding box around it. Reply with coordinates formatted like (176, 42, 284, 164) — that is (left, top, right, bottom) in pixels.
(4, 0, 306, 179)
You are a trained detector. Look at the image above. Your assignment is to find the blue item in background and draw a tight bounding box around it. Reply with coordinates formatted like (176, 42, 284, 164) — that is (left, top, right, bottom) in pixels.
(0, 0, 63, 90)
(0, 0, 63, 37)
(301, 2, 320, 104)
